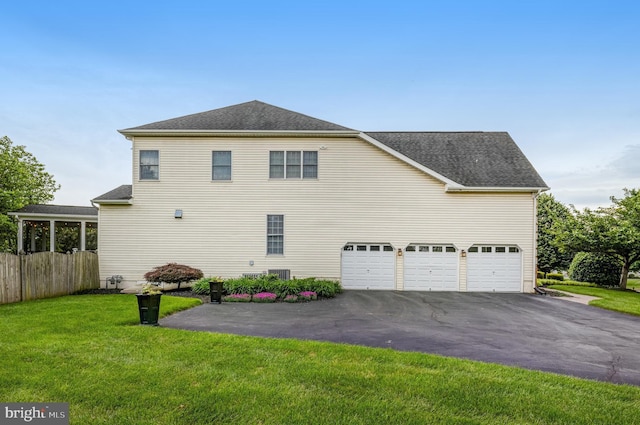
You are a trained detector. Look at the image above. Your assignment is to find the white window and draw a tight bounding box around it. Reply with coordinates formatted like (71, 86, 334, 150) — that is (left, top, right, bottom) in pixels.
(270, 151, 317, 179)
(140, 150, 159, 180)
(212, 151, 232, 181)
(267, 215, 284, 255)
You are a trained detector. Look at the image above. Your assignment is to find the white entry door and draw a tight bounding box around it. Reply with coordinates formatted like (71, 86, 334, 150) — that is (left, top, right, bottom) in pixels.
(404, 244, 459, 291)
(341, 243, 396, 290)
(467, 245, 522, 292)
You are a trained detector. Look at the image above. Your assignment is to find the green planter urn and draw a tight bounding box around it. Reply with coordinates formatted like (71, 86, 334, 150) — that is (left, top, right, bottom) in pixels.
(209, 279, 224, 304)
(136, 293, 162, 325)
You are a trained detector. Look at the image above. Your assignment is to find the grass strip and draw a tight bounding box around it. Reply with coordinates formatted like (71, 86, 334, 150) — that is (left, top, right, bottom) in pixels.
(549, 284, 640, 316)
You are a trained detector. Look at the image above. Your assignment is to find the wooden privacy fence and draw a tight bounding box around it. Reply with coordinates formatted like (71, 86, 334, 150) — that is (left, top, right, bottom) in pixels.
(0, 251, 99, 304)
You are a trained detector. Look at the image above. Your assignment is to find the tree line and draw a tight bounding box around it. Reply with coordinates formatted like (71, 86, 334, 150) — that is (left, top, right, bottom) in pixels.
(538, 190, 640, 289)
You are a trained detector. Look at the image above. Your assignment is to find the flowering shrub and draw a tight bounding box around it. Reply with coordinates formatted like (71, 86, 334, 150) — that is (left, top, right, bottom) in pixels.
(283, 294, 298, 303)
(252, 292, 277, 303)
(298, 291, 318, 301)
(223, 293, 251, 303)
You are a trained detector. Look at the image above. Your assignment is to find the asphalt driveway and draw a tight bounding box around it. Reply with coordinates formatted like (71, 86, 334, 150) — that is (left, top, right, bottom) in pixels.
(160, 291, 640, 386)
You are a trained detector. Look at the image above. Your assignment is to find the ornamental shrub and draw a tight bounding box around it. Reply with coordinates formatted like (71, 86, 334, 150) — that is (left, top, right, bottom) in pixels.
(144, 263, 204, 290)
(568, 252, 622, 287)
(536, 271, 546, 279)
(546, 273, 564, 281)
(192, 277, 211, 295)
(222, 275, 342, 298)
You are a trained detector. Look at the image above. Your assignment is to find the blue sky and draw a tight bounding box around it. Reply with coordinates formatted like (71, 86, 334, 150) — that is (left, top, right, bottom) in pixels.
(1, 1, 638, 209)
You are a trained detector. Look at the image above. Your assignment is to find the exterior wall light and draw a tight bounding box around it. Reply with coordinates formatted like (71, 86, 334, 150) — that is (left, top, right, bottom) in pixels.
(397, 248, 403, 257)
(461, 250, 467, 257)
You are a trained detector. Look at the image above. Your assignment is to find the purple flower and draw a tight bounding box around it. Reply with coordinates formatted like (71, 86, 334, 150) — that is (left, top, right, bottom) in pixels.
(253, 292, 277, 303)
(299, 291, 317, 297)
(223, 293, 251, 302)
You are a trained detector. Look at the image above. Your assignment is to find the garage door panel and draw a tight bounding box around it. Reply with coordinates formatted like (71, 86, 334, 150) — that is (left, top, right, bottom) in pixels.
(404, 244, 459, 291)
(467, 246, 521, 292)
(342, 244, 395, 290)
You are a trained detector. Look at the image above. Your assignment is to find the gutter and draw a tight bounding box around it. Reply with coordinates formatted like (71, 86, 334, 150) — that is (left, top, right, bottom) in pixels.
(90, 199, 133, 205)
(445, 186, 550, 193)
(7, 212, 98, 221)
(118, 129, 361, 138)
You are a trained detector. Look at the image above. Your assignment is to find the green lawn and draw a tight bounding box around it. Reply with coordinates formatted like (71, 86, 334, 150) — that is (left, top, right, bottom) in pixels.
(627, 278, 640, 291)
(1, 295, 640, 424)
(548, 284, 640, 316)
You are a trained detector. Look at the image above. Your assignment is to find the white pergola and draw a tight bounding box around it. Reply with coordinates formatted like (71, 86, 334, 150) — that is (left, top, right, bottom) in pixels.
(8, 205, 98, 254)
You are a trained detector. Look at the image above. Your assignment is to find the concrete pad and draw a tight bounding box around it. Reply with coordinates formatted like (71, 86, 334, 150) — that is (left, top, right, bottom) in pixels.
(160, 290, 640, 386)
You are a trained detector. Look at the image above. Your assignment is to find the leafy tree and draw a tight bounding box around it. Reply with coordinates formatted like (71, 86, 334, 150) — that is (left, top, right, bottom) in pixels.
(554, 189, 640, 289)
(537, 193, 573, 273)
(0, 136, 60, 252)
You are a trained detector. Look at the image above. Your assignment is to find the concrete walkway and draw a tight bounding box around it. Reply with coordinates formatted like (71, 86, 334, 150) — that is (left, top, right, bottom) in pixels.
(543, 288, 601, 305)
(161, 291, 640, 386)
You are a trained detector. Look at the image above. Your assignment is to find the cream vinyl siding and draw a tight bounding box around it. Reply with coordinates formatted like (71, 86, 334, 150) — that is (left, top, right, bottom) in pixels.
(99, 136, 536, 292)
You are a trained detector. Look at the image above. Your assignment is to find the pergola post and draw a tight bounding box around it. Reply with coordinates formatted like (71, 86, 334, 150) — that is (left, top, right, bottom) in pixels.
(16, 218, 23, 254)
(49, 220, 55, 252)
(80, 221, 86, 251)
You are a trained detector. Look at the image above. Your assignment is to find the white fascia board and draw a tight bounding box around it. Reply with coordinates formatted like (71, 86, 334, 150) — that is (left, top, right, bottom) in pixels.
(357, 132, 463, 188)
(445, 185, 550, 193)
(90, 199, 133, 205)
(7, 212, 98, 221)
(118, 129, 361, 138)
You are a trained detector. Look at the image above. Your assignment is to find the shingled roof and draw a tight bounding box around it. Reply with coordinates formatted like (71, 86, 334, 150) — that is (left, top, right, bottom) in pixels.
(121, 100, 354, 132)
(10, 205, 98, 217)
(92, 185, 133, 202)
(366, 132, 548, 188)
(112, 101, 547, 191)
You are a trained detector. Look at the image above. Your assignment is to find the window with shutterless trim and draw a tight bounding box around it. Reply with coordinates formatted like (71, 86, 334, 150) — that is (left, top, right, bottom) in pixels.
(269, 151, 318, 179)
(139, 150, 159, 180)
(212, 151, 232, 180)
(266, 215, 284, 255)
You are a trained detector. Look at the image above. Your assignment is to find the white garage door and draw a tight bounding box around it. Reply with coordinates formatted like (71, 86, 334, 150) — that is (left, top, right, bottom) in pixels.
(341, 243, 396, 290)
(467, 245, 522, 292)
(404, 244, 459, 291)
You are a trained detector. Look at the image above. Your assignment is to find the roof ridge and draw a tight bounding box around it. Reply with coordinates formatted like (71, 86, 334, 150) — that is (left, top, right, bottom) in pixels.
(366, 131, 504, 134)
(122, 100, 354, 132)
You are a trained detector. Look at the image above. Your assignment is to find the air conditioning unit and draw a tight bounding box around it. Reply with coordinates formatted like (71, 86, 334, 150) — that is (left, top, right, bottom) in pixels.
(268, 269, 290, 280)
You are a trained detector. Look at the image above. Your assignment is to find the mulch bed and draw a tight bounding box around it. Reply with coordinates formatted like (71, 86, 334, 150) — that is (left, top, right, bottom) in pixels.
(74, 288, 209, 302)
